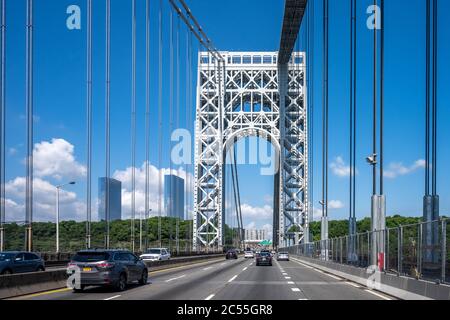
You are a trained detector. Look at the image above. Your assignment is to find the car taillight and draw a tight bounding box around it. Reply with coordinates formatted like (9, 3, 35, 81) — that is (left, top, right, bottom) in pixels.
(96, 261, 114, 269)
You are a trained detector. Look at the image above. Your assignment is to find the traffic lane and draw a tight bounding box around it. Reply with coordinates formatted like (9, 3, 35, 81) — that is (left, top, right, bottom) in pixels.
(116, 257, 250, 300)
(10, 257, 229, 300)
(211, 258, 305, 300)
(279, 258, 391, 300)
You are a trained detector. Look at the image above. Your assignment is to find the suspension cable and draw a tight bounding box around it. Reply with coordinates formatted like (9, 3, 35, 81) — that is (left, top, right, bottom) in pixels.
(425, 0, 430, 196)
(309, 0, 315, 227)
(131, 0, 136, 252)
(145, 0, 150, 251)
(169, 6, 174, 250)
(322, 0, 329, 220)
(105, 0, 111, 249)
(85, 0, 92, 249)
(0, 0, 6, 251)
(431, 0, 437, 196)
(372, 0, 377, 196)
(25, 0, 34, 251)
(158, 0, 163, 248)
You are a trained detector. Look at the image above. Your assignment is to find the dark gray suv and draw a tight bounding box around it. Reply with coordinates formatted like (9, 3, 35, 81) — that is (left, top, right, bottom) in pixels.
(0, 251, 45, 275)
(67, 250, 148, 292)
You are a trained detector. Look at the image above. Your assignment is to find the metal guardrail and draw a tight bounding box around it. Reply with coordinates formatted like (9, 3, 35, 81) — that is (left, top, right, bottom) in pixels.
(283, 218, 450, 285)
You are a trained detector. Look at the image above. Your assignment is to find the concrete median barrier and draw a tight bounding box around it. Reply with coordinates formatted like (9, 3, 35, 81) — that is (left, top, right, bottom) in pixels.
(0, 254, 224, 299)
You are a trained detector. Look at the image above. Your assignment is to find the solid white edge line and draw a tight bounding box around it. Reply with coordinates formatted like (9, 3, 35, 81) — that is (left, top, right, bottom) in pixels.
(346, 281, 362, 288)
(205, 294, 215, 300)
(322, 273, 342, 280)
(364, 289, 392, 300)
(228, 275, 238, 283)
(104, 295, 121, 300)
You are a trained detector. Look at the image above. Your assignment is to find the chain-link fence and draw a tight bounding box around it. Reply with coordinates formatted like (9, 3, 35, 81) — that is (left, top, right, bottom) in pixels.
(284, 218, 449, 285)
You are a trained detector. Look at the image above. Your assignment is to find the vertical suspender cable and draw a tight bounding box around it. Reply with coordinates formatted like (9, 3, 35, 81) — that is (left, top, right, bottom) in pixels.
(188, 29, 193, 250)
(145, 0, 150, 251)
(105, 0, 111, 249)
(0, 0, 5, 252)
(176, 13, 180, 253)
(158, 0, 163, 248)
(309, 0, 314, 228)
(25, 0, 33, 251)
(131, 0, 136, 252)
(431, 0, 437, 196)
(169, 7, 173, 250)
(349, 0, 354, 232)
(372, 0, 377, 197)
(425, 0, 430, 196)
(380, 0, 384, 195)
(322, 0, 329, 220)
(352, 0, 357, 228)
(86, 0, 92, 249)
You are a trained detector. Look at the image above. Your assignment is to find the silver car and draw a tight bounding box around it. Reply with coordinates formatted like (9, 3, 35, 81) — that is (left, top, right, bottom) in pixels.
(277, 252, 290, 261)
(140, 248, 171, 262)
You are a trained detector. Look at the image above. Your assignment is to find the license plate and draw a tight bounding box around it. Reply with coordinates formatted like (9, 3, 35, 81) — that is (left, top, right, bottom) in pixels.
(262, 258, 266, 261)
(82, 267, 92, 272)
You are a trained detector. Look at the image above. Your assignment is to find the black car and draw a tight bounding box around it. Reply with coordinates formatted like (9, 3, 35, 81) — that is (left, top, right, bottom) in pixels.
(67, 249, 148, 292)
(256, 251, 273, 266)
(0, 251, 45, 275)
(225, 249, 238, 260)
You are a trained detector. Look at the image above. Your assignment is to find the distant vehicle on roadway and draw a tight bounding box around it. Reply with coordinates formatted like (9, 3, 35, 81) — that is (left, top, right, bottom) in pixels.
(140, 248, 171, 261)
(0, 251, 45, 275)
(244, 250, 254, 259)
(277, 252, 290, 261)
(225, 249, 238, 259)
(67, 249, 148, 292)
(256, 251, 272, 266)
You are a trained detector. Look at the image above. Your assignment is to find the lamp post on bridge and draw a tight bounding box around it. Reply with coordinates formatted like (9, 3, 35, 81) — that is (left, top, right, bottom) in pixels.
(55, 181, 76, 253)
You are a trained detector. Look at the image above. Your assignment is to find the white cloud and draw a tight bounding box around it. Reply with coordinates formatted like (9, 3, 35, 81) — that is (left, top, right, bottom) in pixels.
(329, 200, 344, 210)
(330, 156, 357, 178)
(240, 203, 273, 220)
(33, 138, 86, 180)
(384, 159, 426, 179)
(4, 177, 85, 222)
(311, 200, 345, 220)
(245, 221, 256, 230)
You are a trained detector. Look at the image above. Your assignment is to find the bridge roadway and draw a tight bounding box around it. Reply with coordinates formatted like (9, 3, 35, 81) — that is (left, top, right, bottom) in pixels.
(9, 257, 393, 300)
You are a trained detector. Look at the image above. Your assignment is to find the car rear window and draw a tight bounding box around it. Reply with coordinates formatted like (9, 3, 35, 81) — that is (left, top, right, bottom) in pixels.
(260, 252, 270, 256)
(72, 252, 110, 262)
(0, 253, 14, 261)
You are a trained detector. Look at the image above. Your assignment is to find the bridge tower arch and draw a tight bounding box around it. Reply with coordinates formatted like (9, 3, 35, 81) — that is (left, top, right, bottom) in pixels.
(193, 52, 308, 249)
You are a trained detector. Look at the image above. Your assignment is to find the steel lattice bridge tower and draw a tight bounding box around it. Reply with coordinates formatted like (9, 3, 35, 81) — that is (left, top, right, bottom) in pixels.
(193, 51, 308, 249)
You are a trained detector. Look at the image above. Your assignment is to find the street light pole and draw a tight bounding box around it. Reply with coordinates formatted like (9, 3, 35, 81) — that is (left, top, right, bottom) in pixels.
(55, 181, 75, 253)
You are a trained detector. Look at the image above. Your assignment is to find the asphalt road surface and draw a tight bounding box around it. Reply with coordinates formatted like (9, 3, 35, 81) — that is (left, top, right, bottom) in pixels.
(9, 256, 393, 300)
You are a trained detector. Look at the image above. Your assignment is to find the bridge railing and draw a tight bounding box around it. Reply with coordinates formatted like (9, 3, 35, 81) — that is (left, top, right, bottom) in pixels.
(283, 218, 450, 285)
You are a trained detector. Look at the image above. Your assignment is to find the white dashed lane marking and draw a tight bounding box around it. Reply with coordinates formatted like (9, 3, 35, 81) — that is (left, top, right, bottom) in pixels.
(205, 294, 215, 300)
(165, 275, 186, 282)
(104, 295, 121, 300)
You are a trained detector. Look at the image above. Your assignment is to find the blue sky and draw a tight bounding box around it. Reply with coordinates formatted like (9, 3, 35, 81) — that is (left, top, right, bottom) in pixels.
(3, 1, 450, 240)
